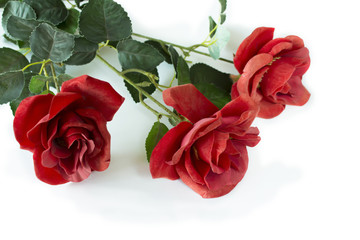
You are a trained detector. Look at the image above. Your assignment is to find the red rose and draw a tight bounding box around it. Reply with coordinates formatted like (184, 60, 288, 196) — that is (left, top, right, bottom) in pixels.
(150, 84, 260, 198)
(231, 27, 311, 118)
(13, 75, 124, 185)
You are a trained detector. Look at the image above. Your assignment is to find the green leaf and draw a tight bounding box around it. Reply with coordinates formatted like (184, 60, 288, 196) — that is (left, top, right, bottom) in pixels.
(29, 23, 75, 63)
(168, 45, 179, 74)
(6, 16, 40, 41)
(145, 122, 169, 162)
(57, 74, 73, 86)
(2, 1, 36, 35)
(23, 0, 68, 25)
(29, 75, 51, 94)
(194, 82, 231, 109)
(57, 8, 80, 34)
(10, 71, 35, 115)
(145, 40, 172, 64)
(28, 55, 66, 76)
(0, 0, 13, 8)
(0, 47, 29, 73)
(209, 16, 217, 38)
(65, 37, 98, 65)
(0, 71, 25, 104)
(208, 26, 230, 60)
(75, 0, 87, 9)
(79, 0, 132, 43)
(124, 68, 158, 103)
(177, 56, 191, 85)
(190, 63, 232, 109)
(219, 0, 227, 13)
(220, 13, 226, 24)
(117, 39, 164, 71)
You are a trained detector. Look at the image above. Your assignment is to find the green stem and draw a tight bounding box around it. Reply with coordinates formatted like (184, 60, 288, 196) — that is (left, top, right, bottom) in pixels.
(21, 59, 50, 72)
(132, 32, 233, 64)
(96, 54, 181, 122)
(49, 62, 60, 92)
(121, 68, 164, 92)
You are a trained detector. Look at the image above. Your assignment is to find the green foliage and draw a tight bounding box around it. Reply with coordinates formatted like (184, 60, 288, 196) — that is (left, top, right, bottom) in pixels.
(190, 63, 232, 109)
(28, 75, 52, 94)
(176, 56, 191, 85)
(65, 37, 98, 65)
(58, 8, 80, 34)
(2, 1, 36, 36)
(79, 0, 132, 43)
(28, 55, 66, 76)
(208, 26, 230, 60)
(145, 40, 172, 64)
(29, 23, 75, 63)
(57, 74, 73, 85)
(168, 45, 179, 74)
(117, 39, 164, 71)
(145, 122, 169, 162)
(10, 71, 35, 115)
(75, 0, 87, 9)
(6, 16, 40, 41)
(219, 0, 227, 13)
(0, 47, 29, 73)
(0, 0, 12, 8)
(23, 0, 68, 25)
(0, 71, 25, 105)
(209, 16, 217, 38)
(124, 69, 158, 103)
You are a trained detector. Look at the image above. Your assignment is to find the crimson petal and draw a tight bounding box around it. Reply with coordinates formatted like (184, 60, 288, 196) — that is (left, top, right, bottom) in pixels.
(163, 84, 218, 123)
(234, 27, 274, 74)
(13, 94, 54, 151)
(33, 147, 68, 185)
(150, 121, 193, 180)
(60, 75, 125, 121)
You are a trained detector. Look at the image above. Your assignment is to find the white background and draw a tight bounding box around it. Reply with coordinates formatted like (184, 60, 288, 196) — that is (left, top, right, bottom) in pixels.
(1, 0, 359, 239)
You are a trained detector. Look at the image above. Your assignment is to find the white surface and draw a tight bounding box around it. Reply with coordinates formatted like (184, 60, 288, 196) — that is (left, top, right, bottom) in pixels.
(1, 0, 359, 239)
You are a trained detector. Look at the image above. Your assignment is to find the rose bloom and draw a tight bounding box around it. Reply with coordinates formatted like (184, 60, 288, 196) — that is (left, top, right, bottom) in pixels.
(150, 84, 260, 198)
(231, 27, 311, 118)
(13, 75, 124, 185)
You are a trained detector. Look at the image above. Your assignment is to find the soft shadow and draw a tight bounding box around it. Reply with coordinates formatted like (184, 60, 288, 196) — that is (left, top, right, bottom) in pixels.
(53, 150, 302, 223)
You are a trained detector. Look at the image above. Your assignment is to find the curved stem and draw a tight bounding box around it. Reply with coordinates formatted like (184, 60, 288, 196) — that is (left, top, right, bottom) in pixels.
(21, 59, 51, 72)
(96, 54, 182, 122)
(132, 32, 233, 64)
(121, 68, 163, 92)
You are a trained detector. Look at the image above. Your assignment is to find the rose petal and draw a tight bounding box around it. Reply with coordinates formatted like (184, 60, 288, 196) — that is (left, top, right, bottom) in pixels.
(230, 127, 261, 147)
(61, 75, 125, 121)
(258, 38, 292, 56)
(163, 84, 218, 123)
(235, 53, 273, 98)
(280, 47, 310, 77)
(13, 94, 54, 151)
(150, 121, 193, 180)
(33, 147, 68, 185)
(171, 116, 221, 165)
(257, 99, 285, 119)
(261, 61, 296, 98)
(75, 108, 110, 171)
(184, 150, 206, 185)
(285, 35, 304, 49)
(277, 75, 310, 106)
(49, 92, 83, 119)
(41, 148, 59, 168)
(233, 27, 274, 73)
